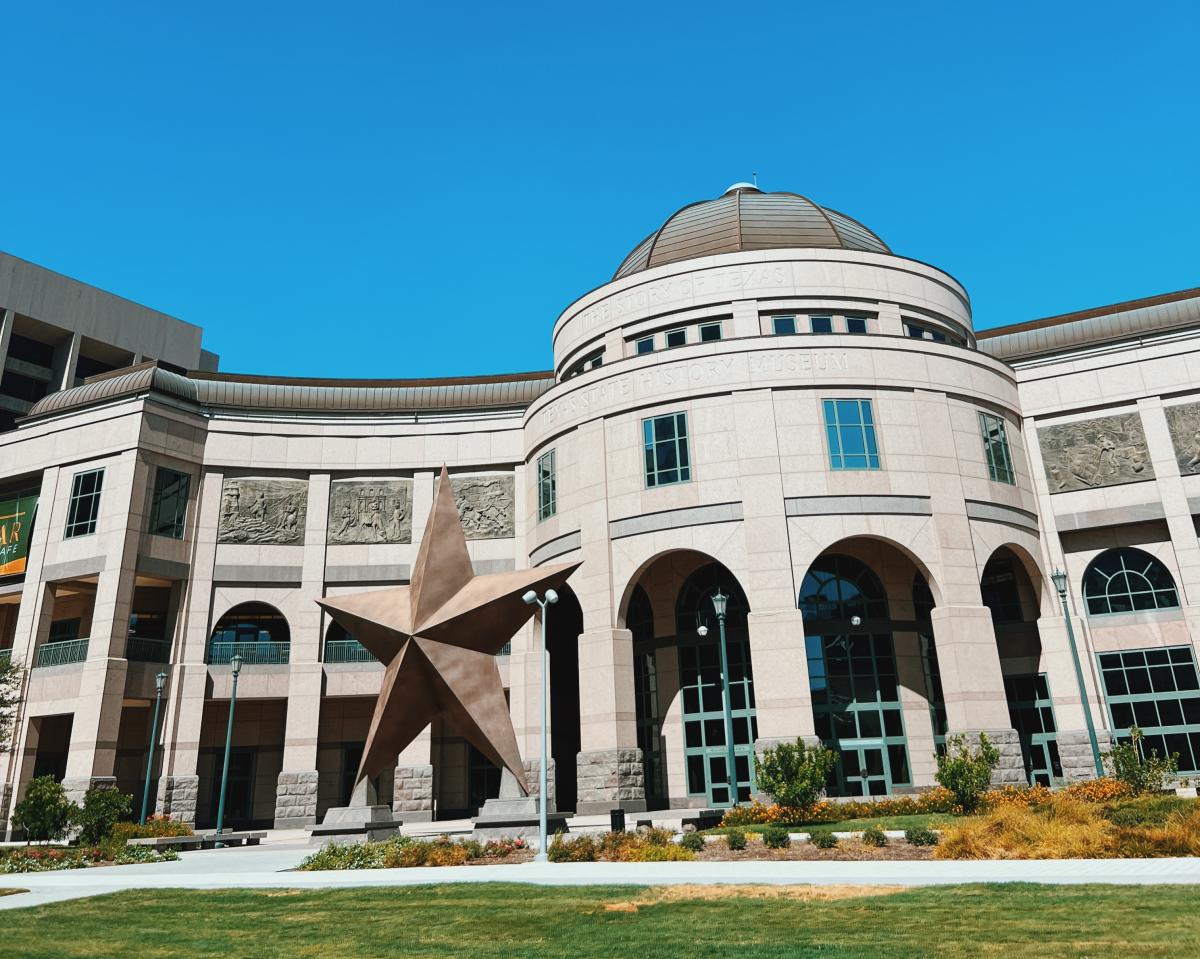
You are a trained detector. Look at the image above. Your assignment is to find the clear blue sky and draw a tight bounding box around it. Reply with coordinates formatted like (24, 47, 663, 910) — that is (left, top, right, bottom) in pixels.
(4, 2, 1197, 379)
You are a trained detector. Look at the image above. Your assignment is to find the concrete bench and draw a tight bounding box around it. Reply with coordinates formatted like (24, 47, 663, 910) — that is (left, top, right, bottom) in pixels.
(127, 831, 266, 850)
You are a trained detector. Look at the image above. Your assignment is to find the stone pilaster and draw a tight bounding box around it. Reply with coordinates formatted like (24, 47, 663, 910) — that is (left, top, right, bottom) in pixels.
(1056, 729, 1102, 782)
(522, 757, 556, 812)
(392, 763, 434, 822)
(61, 775, 116, 808)
(576, 748, 645, 814)
(157, 775, 199, 825)
(274, 770, 319, 828)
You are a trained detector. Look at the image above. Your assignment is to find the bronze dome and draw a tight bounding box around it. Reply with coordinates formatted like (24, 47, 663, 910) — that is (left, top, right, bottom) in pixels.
(614, 183, 890, 280)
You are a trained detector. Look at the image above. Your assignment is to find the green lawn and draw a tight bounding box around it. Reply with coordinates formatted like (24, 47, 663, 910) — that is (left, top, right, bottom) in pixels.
(5, 883, 1198, 958)
(706, 812, 957, 834)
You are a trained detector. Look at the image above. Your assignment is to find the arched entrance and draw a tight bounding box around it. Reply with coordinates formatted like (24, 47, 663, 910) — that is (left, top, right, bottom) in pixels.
(800, 554, 911, 797)
(622, 550, 754, 809)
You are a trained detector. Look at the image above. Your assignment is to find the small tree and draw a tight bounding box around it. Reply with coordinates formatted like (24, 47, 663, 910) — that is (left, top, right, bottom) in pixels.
(935, 733, 1000, 813)
(1105, 726, 1179, 795)
(0, 658, 22, 752)
(12, 776, 77, 842)
(754, 738, 838, 810)
(75, 787, 133, 843)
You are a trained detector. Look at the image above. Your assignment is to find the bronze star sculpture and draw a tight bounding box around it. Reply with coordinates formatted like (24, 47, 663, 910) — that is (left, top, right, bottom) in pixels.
(317, 466, 580, 795)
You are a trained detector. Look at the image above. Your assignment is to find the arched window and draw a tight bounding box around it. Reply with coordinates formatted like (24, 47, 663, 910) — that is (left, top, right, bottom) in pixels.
(1082, 548, 1180, 616)
(208, 602, 290, 664)
(323, 620, 373, 663)
(799, 555, 888, 625)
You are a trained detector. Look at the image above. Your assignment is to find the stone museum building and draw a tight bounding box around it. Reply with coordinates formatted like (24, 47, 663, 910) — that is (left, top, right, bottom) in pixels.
(2, 183, 1200, 829)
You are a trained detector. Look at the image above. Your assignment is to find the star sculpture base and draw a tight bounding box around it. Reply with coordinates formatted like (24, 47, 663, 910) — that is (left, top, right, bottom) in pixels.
(472, 768, 569, 843)
(309, 778, 403, 846)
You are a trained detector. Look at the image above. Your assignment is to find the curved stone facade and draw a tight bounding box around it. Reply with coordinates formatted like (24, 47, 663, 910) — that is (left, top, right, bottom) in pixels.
(3, 187, 1200, 827)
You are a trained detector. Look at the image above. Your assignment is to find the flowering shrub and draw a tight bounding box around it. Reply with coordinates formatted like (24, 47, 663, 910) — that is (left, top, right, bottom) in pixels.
(981, 785, 1053, 809)
(0, 844, 178, 873)
(300, 834, 528, 870)
(1064, 777, 1131, 804)
(719, 786, 958, 827)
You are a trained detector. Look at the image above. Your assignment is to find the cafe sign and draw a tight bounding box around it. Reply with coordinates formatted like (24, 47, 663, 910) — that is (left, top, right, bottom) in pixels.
(0, 495, 37, 576)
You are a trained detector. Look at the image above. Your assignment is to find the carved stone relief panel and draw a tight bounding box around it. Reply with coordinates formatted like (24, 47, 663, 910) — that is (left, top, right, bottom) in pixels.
(1164, 402, 1200, 475)
(451, 475, 515, 540)
(327, 479, 413, 544)
(1038, 413, 1153, 493)
(218, 478, 308, 544)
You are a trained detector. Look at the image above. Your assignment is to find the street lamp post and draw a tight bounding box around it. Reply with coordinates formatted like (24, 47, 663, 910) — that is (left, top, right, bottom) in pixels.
(139, 671, 168, 825)
(522, 588, 558, 863)
(698, 590, 739, 807)
(1051, 569, 1105, 777)
(214, 654, 243, 845)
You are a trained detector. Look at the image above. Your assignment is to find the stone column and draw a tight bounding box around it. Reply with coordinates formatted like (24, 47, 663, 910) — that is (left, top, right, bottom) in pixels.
(892, 630, 939, 787)
(393, 725, 434, 822)
(930, 605, 1025, 785)
(53, 331, 81, 390)
(575, 627, 644, 814)
(747, 608, 814, 749)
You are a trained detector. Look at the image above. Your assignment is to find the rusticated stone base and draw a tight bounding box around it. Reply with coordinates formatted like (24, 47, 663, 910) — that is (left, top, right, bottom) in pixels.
(575, 748, 645, 814)
(274, 770, 319, 828)
(61, 776, 117, 808)
(952, 728, 1027, 786)
(157, 775, 200, 825)
(0, 782, 11, 825)
(393, 763, 433, 822)
(523, 757, 555, 812)
(1056, 729, 1102, 782)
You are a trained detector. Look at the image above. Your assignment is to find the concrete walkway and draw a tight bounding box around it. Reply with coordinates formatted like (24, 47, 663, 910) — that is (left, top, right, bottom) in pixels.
(4, 836, 1200, 910)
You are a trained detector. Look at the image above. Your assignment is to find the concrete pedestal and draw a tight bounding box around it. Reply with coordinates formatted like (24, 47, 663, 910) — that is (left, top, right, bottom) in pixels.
(473, 768, 567, 841)
(309, 778, 403, 845)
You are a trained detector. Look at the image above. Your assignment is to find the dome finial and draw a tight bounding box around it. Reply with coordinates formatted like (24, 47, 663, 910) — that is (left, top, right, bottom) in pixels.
(723, 180, 760, 195)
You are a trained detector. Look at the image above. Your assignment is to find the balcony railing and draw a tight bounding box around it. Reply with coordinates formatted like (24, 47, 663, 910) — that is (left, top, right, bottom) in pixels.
(207, 640, 290, 666)
(127, 636, 171, 664)
(0, 648, 12, 665)
(34, 638, 89, 668)
(324, 639, 375, 664)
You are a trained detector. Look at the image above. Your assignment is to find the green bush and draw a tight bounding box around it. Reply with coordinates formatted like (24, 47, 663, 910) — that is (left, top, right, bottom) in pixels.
(678, 831, 705, 853)
(935, 733, 1001, 814)
(725, 827, 748, 851)
(547, 833, 596, 863)
(1104, 795, 1193, 827)
(905, 827, 939, 847)
(13, 776, 77, 842)
(754, 739, 838, 809)
(75, 787, 133, 844)
(617, 844, 696, 862)
(861, 825, 888, 847)
(761, 826, 791, 849)
(1105, 727, 1179, 796)
(810, 830, 838, 849)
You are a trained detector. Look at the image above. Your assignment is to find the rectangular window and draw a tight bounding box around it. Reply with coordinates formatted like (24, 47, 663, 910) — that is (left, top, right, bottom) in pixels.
(643, 412, 691, 487)
(537, 449, 556, 522)
(65, 468, 104, 538)
(149, 467, 190, 539)
(635, 336, 655, 355)
(1004, 673, 1062, 786)
(809, 314, 833, 334)
(905, 323, 926, 339)
(979, 412, 1015, 485)
(1099, 646, 1200, 774)
(665, 328, 687, 349)
(846, 316, 868, 335)
(772, 315, 797, 336)
(822, 399, 880, 470)
(699, 322, 723, 342)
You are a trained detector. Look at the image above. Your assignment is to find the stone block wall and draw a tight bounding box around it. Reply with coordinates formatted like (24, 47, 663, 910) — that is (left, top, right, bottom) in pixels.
(274, 770, 319, 828)
(157, 775, 199, 825)
(522, 757, 555, 811)
(576, 748, 645, 814)
(393, 763, 434, 822)
(1056, 729, 1102, 782)
(61, 775, 116, 808)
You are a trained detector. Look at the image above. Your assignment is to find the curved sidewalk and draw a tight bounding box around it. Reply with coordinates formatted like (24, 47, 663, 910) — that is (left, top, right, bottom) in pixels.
(4, 840, 1200, 910)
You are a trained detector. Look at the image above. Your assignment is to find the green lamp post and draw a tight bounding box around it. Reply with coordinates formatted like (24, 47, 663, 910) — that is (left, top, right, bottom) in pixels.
(698, 590, 739, 806)
(138, 670, 168, 825)
(1051, 569, 1106, 777)
(214, 653, 243, 845)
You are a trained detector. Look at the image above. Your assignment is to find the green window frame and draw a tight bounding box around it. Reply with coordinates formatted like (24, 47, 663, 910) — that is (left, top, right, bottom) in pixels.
(633, 646, 664, 800)
(635, 336, 655, 355)
(822, 398, 880, 470)
(642, 412, 690, 487)
(149, 467, 190, 539)
(1083, 548, 1181, 616)
(699, 322, 723, 342)
(1099, 645, 1200, 773)
(807, 632, 911, 796)
(536, 450, 556, 522)
(64, 468, 104, 538)
(1004, 672, 1062, 785)
(809, 314, 833, 334)
(772, 315, 797, 335)
(979, 412, 1015, 485)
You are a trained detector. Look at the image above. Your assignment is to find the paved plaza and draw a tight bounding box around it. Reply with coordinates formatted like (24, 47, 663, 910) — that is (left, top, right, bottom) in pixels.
(4, 831, 1200, 911)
